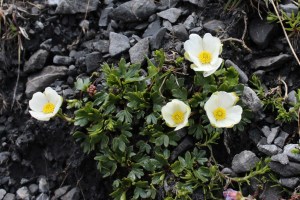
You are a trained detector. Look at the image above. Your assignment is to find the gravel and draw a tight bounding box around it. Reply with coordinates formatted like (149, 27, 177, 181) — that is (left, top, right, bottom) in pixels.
(231, 150, 259, 173)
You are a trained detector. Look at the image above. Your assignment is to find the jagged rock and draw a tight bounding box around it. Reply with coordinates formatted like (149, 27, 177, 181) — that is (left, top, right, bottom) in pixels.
(129, 38, 149, 64)
(269, 161, 300, 177)
(242, 86, 263, 113)
(160, 0, 180, 8)
(221, 168, 237, 177)
(110, 0, 157, 22)
(150, 27, 167, 50)
(279, 177, 299, 189)
(55, 0, 99, 14)
(203, 20, 225, 33)
(183, 0, 205, 7)
(271, 153, 289, 165)
(157, 8, 182, 23)
(258, 144, 281, 156)
(16, 132, 35, 148)
(3, 193, 15, 200)
(261, 126, 271, 137)
(16, 187, 30, 200)
(54, 185, 71, 198)
(224, 60, 248, 84)
(109, 32, 130, 57)
(53, 55, 74, 65)
(267, 127, 280, 144)
(283, 144, 300, 162)
(249, 128, 262, 144)
(172, 24, 188, 41)
(24, 49, 49, 73)
(85, 52, 101, 73)
(99, 7, 113, 27)
(183, 13, 196, 30)
(61, 187, 80, 200)
(287, 90, 297, 104)
(279, 3, 298, 17)
(92, 40, 109, 53)
(143, 20, 161, 38)
(38, 177, 49, 193)
(0, 189, 6, 200)
(36, 193, 49, 200)
(259, 183, 282, 200)
(231, 150, 259, 173)
(249, 18, 277, 48)
(251, 54, 292, 70)
(0, 152, 10, 165)
(29, 184, 38, 195)
(274, 131, 289, 148)
(25, 65, 67, 97)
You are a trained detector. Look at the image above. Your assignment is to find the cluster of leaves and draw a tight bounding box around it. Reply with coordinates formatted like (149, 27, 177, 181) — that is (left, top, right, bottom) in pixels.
(250, 75, 300, 123)
(67, 50, 254, 199)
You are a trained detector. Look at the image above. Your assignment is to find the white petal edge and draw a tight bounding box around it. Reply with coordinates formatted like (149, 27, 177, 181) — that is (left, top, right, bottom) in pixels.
(184, 34, 203, 54)
(53, 96, 63, 116)
(203, 58, 223, 77)
(29, 92, 48, 112)
(44, 87, 60, 105)
(29, 111, 54, 121)
(203, 33, 221, 54)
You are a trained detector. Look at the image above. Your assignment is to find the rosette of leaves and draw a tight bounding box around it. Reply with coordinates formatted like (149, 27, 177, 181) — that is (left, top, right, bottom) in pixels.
(67, 50, 250, 199)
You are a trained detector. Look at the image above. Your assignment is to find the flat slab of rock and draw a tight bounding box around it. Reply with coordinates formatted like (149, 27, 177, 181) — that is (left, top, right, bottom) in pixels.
(203, 20, 225, 33)
(157, 8, 182, 23)
(251, 54, 292, 70)
(231, 150, 259, 173)
(129, 38, 149, 64)
(55, 0, 99, 14)
(242, 86, 263, 113)
(279, 177, 299, 189)
(284, 144, 300, 162)
(225, 60, 248, 84)
(270, 161, 300, 177)
(110, 0, 156, 22)
(271, 153, 289, 165)
(24, 49, 49, 73)
(25, 65, 68, 97)
(109, 32, 130, 57)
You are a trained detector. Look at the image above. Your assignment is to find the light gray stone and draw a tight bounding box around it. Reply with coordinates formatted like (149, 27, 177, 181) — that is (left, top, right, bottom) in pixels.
(54, 185, 71, 198)
(24, 49, 49, 73)
(279, 3, 298, 17)
(251, 54, 292, 70)
(157, 8, 182, 23)
(53, 55, 74, 65)
(221, 168, 237, 177)
(28, 184, 38, 195)
(271, 153, 289, 165)
(0, 189, 6, 200)
(231, 150, 259, 173)
(160, 0, 180, 8)
(16, 187, 30, 200)
(258, 144, 281, 156)
(284, 144, 300, 162)
(109, 32, 130, 57)
(270, 161, 300, 177)
(55, 0, 99, 14)
(287, 90, 297, 105)
(183, 14, 196, 30)
(150, 27, 167, 50)
(274, 131, 289, 148)
(25, 66, 68, 97)
(261, 126, 271, 137)
(279, 177, 299, 189)
(36, 193, 49, 200)
(224, 60, 248, 84)
(183, 0, 205, 7)
(129, 38, 149, 64)
(99, 7, 113, 27)
(61, 187, 80, 200)
(267, 127, 280, 144)
(0, 152, 10, 166)
(143, 20, 161, 38)
(92, 40, 109, 53)
(3, 193, 15, 200)
(203, 20, 225, 33)
(38, 177, 49, 193)
(242, 86, 263, 113)
(110, 0, 157, 22)
(172, 24, 188, 41)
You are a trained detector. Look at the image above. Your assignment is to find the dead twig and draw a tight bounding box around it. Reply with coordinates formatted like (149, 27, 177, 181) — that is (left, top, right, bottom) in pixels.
(269, 0, 300, 66)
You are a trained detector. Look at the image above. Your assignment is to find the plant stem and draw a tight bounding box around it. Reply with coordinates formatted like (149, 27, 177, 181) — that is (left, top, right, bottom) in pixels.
(56, 110, 75, 123)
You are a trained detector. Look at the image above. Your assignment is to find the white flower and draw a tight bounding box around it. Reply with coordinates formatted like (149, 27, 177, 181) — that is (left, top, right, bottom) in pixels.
(161, 99, 191, 131)
(184, 33, 223, 77)
(29, 87, 63, 121)
(204, 91, 242, 128)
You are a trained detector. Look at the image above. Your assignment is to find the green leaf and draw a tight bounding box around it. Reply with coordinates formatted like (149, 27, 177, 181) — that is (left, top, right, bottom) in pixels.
(116, 109, 133, 124)
(146, 113, 157, 124)
(74, 77, 91, 91)
(128, 167, 144, 181)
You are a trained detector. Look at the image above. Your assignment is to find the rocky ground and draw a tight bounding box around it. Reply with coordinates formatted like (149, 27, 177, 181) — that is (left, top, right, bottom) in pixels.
(0, 0, 300, 199)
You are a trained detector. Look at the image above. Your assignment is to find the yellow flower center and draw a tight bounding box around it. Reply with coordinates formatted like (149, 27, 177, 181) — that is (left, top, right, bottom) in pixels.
(213, 107, 226, 120)
(42, 102, 55, 114)
(198, 51, 212, 64)
(172, 110, 184, 124)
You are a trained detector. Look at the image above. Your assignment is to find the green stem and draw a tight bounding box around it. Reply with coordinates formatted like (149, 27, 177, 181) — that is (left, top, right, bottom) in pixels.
(56, 110, 75, 123)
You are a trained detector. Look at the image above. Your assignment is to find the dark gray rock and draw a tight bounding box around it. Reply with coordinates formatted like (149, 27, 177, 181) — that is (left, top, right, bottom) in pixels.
(92, 40, 109, 53)
(170, 136, 194, 162)
(271, 153, 289, 165)
(55, 0, 99, 14)
(28, 184, 38, 195)
(279, 177, 299, 189)
(143, 20, 161, 38)
(85, 52, 101, 73)
(16, 187, 30, 200)
(129, 38, 149, 64)
(287, 90, 297, 104)
(274, 131, 289, 148)
(150, 27, 167, 50)
(36, 193, 49, 200)
(0, 189, 6, 199)
(249, 18, 277, 48)
(40, 39, 52, 50)
(261, 126, 271, 137)
(99, 7, 113, 27)
(24, 49, 49, 73)
(162, 20, 173, 31)
(54, 185, 71, 198)
(183, 13, 196, 30)
(110, 0, 157, 22)
(251, 54, 292, 70)
(231, 150, 259, 173)
(109, 32, 130, 57)
(258, 144, 281, 156)
(0, 152, 10, 165)
(267, 127, 280, 144)
(160, 0, 180, 8)
(157, 8, 182, 23)
(279, 3, 298, 17)
(183, 0, 205, 7)
(224, 60, 248, 84)
(16, 133, 34, 148)
(203, 20, 225, 33)
(284, 144, 300, 162)
(270, 161, 300, 177)
(53, 55, 74, 65)
(61, 187, 80, 200)
(25, 65, 68, 97)
(249, 128, 262, 144)
(63, 88, 75, 98)
(242, 86, 263, 113)
(259, 183, 282, 200)
(3, 193, 15, 200)
(221, 168, 237, 177)
(172, 24, 188, 41)
(38, 177, 49, 193)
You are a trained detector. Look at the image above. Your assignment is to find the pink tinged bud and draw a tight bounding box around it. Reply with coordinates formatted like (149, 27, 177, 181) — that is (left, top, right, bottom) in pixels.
(223, 189, 243, 200)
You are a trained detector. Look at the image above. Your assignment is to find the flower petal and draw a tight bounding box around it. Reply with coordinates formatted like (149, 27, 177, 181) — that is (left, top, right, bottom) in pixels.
(216, 91, 237, 108)
(44, 87, 60, 104)
(29, 111, 55, 121)
(29, 92, 48, 112)
(226, 105, 243, 124)
(203, 58, 223, 77)
(53, 96, 63, 115)
(161, 104, 176, 127)
(203, 33, 221, 54)
(184, 34, 203, 54)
